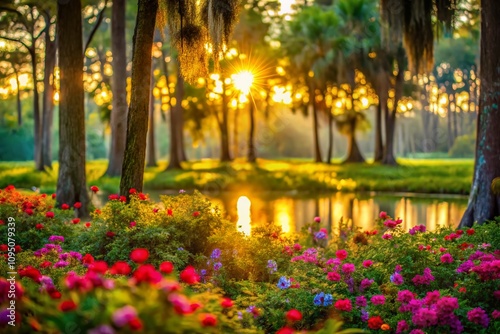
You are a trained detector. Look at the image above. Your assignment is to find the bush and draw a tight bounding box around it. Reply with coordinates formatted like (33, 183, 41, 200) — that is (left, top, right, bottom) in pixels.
(449, 134, 476, 158)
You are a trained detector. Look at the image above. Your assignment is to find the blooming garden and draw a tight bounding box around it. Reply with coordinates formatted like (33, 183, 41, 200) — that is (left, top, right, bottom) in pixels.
(1, 185, 500, 333)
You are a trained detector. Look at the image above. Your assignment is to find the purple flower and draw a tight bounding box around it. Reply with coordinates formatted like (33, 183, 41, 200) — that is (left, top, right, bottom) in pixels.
(213, 262, 222, 271)
(210, 248, 221, 260)
(370, 295, 386, 305)
(40, 276, 54, 290)
(53, 260, 69, 268)
(267, 260, 277, 274)
(360, 278, 374, 291)
(355, 296, 367, 307)
(396, 320, 409, 334)
(48, 235, 65, 243)
(59, 253, 69, 261)
(277, 276, 291, 289)
(112, 305, 137, 327)
(390, 272, 404, 285)
(314, 231, 327, 239)
(457, 260, 474, 274)
(467, 307, 490, 328)
(360, 308, 369, 322)
(69, 251, 82, 261)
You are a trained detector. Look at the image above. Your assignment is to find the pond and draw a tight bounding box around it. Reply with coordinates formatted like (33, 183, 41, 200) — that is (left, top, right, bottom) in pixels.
(96, 191, 467, 235)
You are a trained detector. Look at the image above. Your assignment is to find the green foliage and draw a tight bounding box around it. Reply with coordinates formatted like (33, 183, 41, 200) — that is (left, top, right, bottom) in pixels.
(449, 134, 476, 158)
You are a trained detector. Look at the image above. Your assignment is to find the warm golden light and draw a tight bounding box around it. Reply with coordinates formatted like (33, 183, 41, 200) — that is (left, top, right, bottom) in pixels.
(232, 70, 254, 95)
(237, 196, 251, 236)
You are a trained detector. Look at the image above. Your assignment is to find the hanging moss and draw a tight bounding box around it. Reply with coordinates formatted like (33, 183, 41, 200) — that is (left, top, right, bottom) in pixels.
(174, 24, 208, 84)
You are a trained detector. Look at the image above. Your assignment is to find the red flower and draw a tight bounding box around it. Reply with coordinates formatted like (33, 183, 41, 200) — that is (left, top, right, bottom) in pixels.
(129, 221, 137, 228)
(180, 266, 199, 284)
(459, 287, 467, 293)
(94, 209, 101, 215)
(167, 208, 173, 216)
(108, 194, 119, 200)
(276, 327, 294, 334)
(90, 185, 99, 193)
(133, 264, 162, 284)
(82, 254, 94, 265)
(286, 309, 302, 322)
(85, 222, 91, 228)
(368, 316, 384, 330)
(467, 228, 475, 235)
(45, 211, 54, 218)
(200, 313, 217, 327)
(138, 193, 147, 200)
(120, 196, 127, 202)
(51, 193, 56, 199)
(334, 299, 352, 312)
(130, 248, 149, 263)
(49, 290, 61, 299)
(110, 261, 131, 275)
(25, 208, 34, 215)
(72, 218, 80, 224)
(19, 266, 42, 283)
(190, 302, 203, 312)
(336, 249, 348, 261)
(61, 203, 70, 210)
(58, 300, 77, 312)
(40, 261, 52, 268)
(88, 261, 108, 274)
(35, 224, 44, 230)
(193, 211, 200, 217)
(456, 230, 464, 235)
(14, 245, 21, 252)
(129, 188, 137, 194)
(128, 317, 143, 331)
(0, 244, 7, 252)
(221, 298, 234, 308)
(106, 231, 115, 238)
(74, 202, 82, 209)
(159, 261, 174, 274)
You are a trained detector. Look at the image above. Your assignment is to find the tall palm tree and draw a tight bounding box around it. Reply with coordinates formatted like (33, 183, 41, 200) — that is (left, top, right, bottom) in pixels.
(380, 0, 500, 226)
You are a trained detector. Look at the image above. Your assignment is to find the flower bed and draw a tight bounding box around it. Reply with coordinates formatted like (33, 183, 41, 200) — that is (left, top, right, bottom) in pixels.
(1, 185, 500, 333)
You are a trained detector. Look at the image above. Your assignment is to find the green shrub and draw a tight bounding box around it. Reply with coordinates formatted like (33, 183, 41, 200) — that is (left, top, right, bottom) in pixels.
(449, 134, 476, 158)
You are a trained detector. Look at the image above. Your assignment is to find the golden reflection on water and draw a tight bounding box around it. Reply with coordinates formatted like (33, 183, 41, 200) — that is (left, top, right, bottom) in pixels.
(231, 193, 466, 235)
(236, 196, 252, 236)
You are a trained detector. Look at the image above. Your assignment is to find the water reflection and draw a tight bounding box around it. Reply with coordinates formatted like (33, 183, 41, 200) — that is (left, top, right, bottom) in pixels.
(236, 196, 251, 236)
(226, 192, 467, 235)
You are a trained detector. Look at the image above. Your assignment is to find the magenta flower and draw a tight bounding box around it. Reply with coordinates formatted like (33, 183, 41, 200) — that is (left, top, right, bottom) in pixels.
(396, 320, 409, 334)
(467, 307, 490, 328)
(112, 305, 137, 327)
(362, 260, 373, 267)
(440, 253, 454, 263)
(356, 295, 367, 307)
(382, 233, 393, 240)
(370, 295, 386, 305)
(360, 278, 374, 291)
(412, 308, 438, 327)
(327, 271, 341, 282)
(341, 263, 355, 275)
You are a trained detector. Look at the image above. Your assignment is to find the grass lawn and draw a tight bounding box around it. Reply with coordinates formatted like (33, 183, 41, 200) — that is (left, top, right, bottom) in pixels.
(0, 158, 473, 195)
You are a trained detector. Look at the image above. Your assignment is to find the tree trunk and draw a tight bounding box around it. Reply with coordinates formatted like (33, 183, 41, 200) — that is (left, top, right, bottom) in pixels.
(146, 60, 157, 167)
(459, 0, 500, 227)
(447, 108, 454, 150)
(56, 0, 89, 217)
(309, 84, 323, 162)
(452, 104, 458, 139)
(326, 111, 333, 163)
(420, 87, 431, 152)
(106, 0, 128, 176)
(247, 100, 256, 163)
(220, 80, 232, 162)
(166, 66, 183, 170)
(175, 70, 187, 163)
(32, 55, 43, 171)
(41, 32, 56, 169)
(343, 117, 365, 163)
(119, 0, 158, 194)
(374, 102, 384, 162)
(15, 71, 21, 126)
(382, 69, 403, 165)
(233, 104, 239, 158)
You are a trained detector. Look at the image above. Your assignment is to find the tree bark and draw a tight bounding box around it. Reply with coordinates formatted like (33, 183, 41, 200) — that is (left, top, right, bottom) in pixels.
(41, 30, 56, 169)
(447, 107, 453, 149)
(56, 0, 89, 217)
(233, 104, 239, 158)
(146, 60, 157, 167)
(382, 68, 403, 165)
(311, 84, 322, 163)
(374, 101, 384, 162)
(326, 110, 333, 163)
(15, 70, 21, 126)
(219, 79, 232, 162)
(175, 70, 187, 162)
(247, 99, 256, 163)
(106, 0, 127, 176)
(120, 0, 158, 194)
(459, 0, 500, 227)
(32, 54, 43, 171)
(343, 117, 365, 163)
(166, 65, 183, 170)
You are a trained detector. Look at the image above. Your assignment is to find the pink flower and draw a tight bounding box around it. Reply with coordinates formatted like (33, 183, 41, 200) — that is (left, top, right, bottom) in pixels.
(379, 211, 388, 219)
(491, 310, 500, 319)
(327, 271, 341, 281)
(370, 295, 386, 305)
(341, 263, 355, 275)
(362, 260, 373, 267)
(112, 305, 137, 327)
(129, 221, 137, 228)
(440, 253, 454, 263)
(336, 249, 348, 261)
(382, 233, 393, 240)
(396, 320, 409, 334)
(412, 308, 438, 327)
(467, 307, 490, 328)
(314, 216, 321, 223)
(383, 220, 398, 228)
(360, 278, 374, 291)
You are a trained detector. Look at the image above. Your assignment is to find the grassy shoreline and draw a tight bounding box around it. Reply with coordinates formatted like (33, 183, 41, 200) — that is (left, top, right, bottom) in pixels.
(0, 158, 473, 195)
